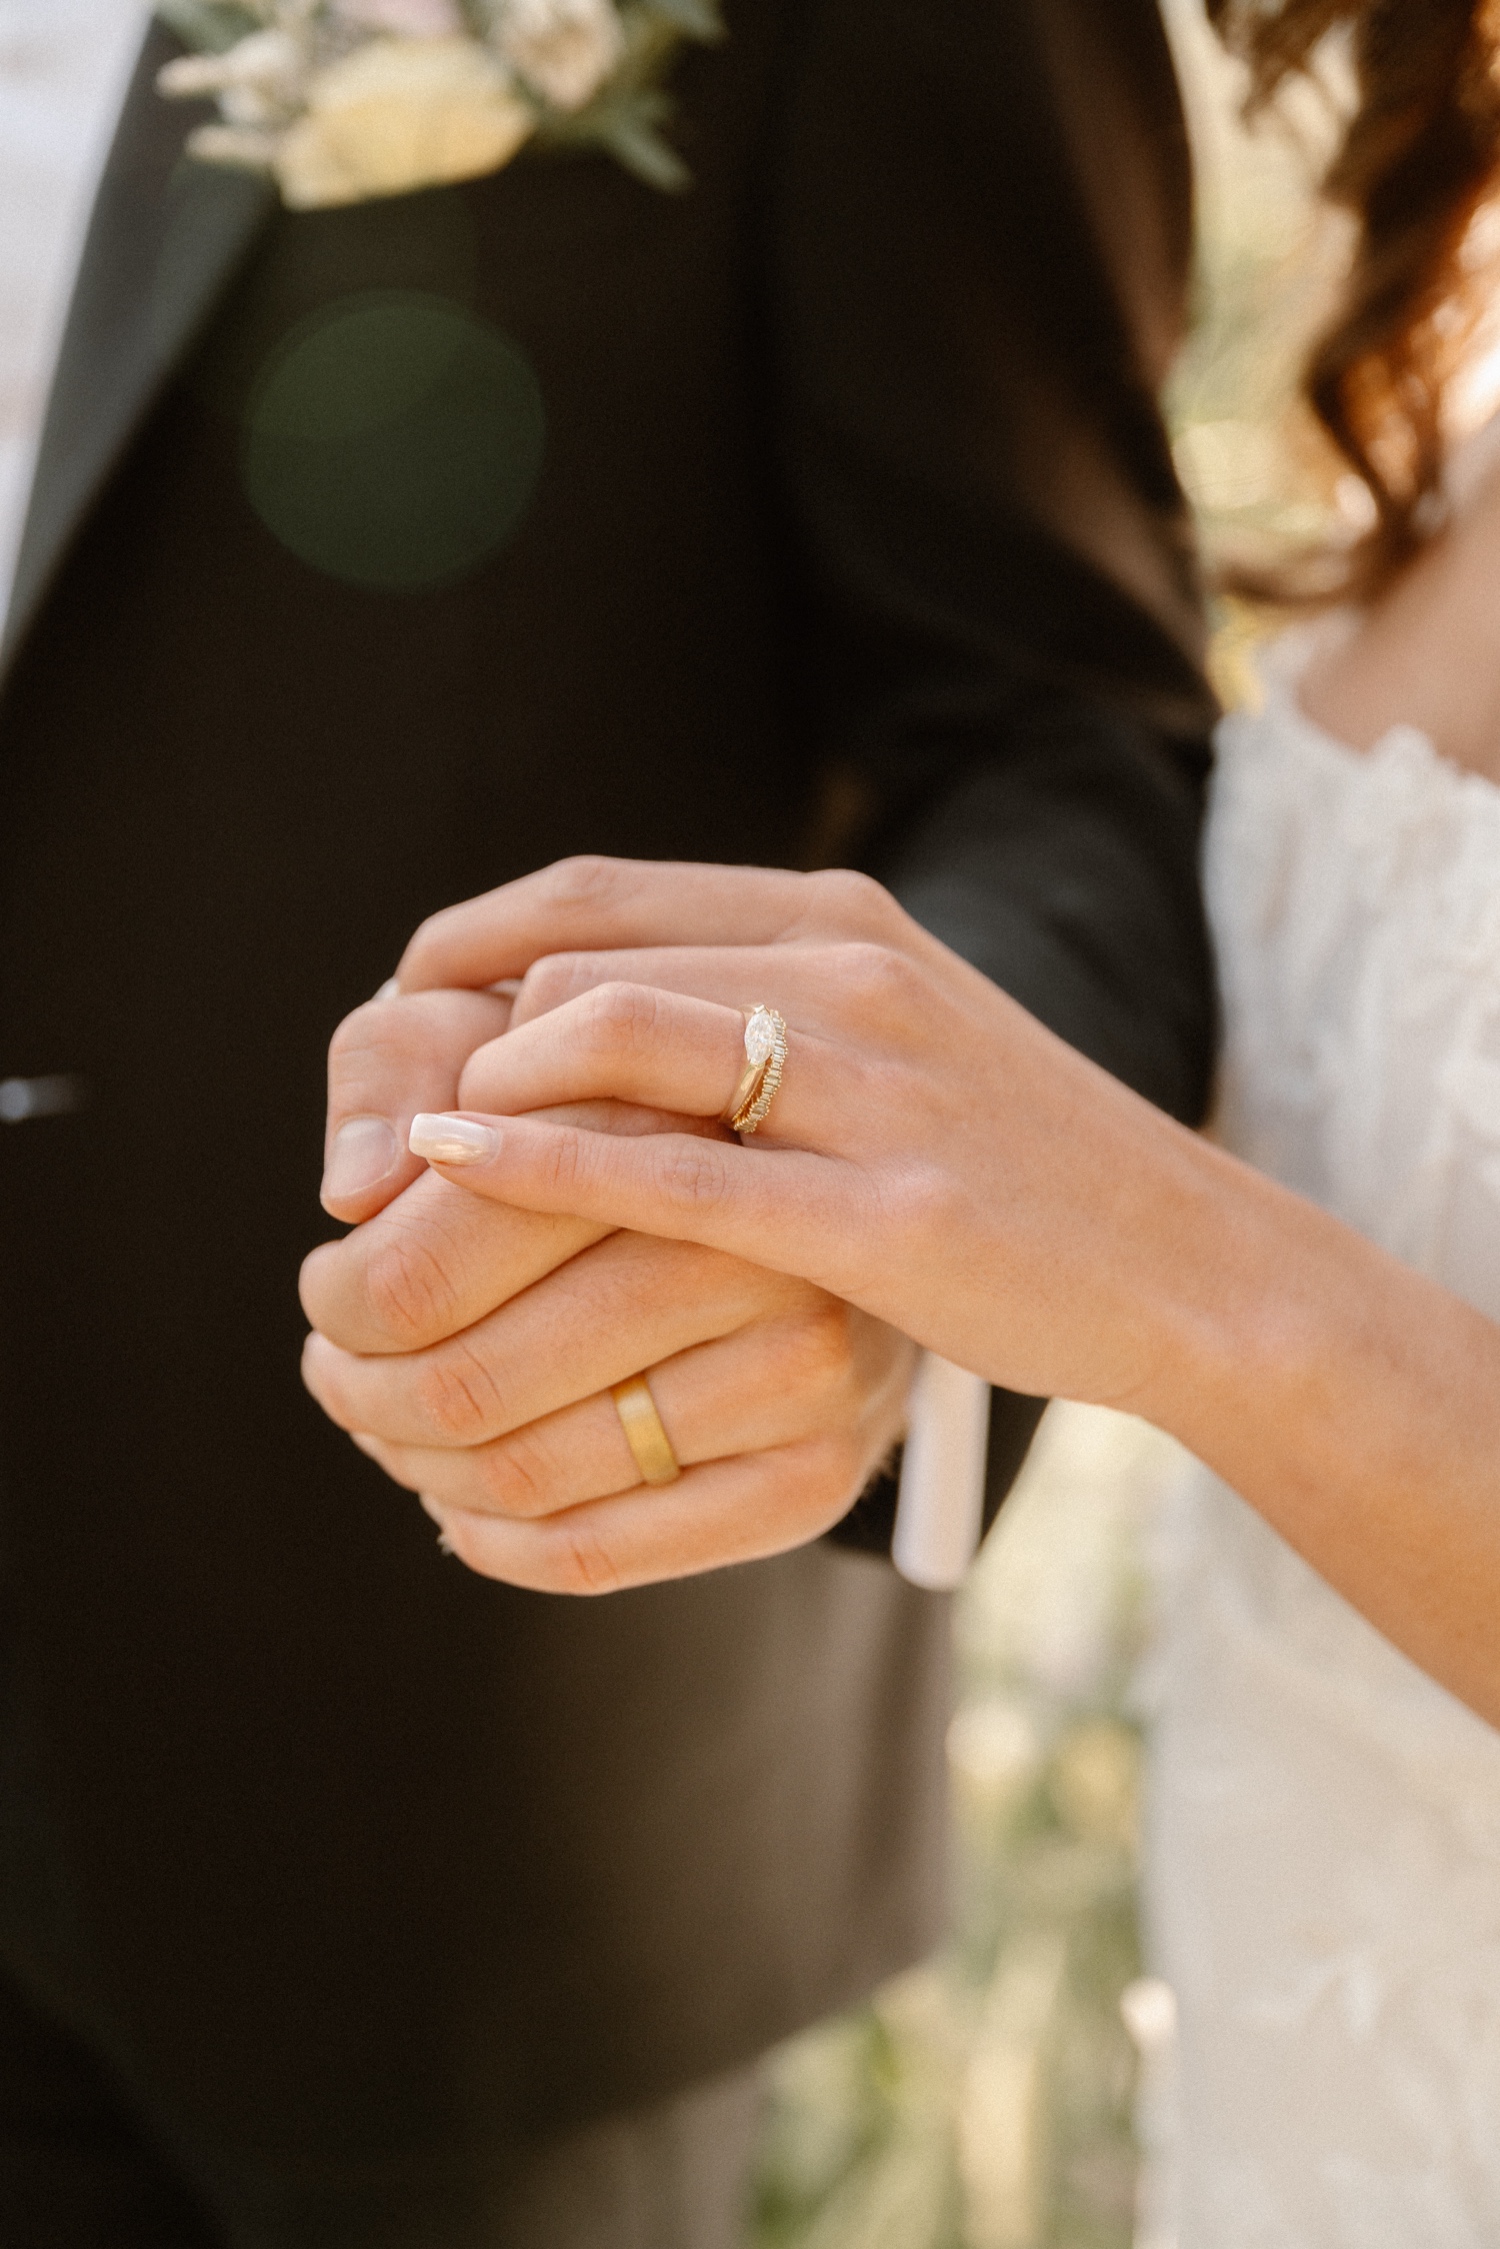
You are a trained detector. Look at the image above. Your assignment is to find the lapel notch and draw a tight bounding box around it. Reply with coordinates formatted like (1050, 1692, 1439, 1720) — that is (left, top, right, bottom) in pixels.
(2, 21, 274, 676)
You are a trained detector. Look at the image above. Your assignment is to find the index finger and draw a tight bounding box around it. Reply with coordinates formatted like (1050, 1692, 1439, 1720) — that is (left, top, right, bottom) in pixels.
(395, 858, 900, 994)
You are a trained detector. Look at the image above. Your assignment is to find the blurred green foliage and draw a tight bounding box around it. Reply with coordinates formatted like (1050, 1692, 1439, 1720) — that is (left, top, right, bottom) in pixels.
(750, 1409, 1184, 2249)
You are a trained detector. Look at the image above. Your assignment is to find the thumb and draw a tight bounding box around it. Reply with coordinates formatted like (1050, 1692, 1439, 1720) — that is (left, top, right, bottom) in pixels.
(322, 988, 512, 1222)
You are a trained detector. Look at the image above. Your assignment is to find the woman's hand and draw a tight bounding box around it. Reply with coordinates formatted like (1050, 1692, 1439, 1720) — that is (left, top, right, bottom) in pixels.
(392, 857, 1500, 1728)
(391, 855, 1202, 1414)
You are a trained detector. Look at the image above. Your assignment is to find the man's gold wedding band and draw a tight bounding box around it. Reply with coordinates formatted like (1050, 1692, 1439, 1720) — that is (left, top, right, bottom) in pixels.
(611, 1374, 682, 1487)
(728, 1005, 788, 1138)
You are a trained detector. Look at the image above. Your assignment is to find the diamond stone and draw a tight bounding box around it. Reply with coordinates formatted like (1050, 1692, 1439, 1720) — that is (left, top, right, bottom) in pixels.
(744, 1008, 777, 1066)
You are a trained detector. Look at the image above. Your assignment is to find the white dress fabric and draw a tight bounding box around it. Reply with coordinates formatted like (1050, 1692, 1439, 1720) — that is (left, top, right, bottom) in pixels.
(1143, 635, 1500, 2248)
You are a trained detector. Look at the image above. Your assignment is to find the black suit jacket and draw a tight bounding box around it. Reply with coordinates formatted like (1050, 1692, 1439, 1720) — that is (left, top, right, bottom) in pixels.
(0, 0, 1214, 2195)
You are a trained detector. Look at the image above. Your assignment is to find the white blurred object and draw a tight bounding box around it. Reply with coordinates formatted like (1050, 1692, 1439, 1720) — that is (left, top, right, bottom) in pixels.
(0, 1, 148, 633)
(1121, 1978, 1179, 2249)
(892, 1352, 989, 1591)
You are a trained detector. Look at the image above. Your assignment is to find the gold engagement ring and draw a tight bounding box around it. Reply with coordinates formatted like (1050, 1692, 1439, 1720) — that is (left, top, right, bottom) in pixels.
(726, 1006, 787, 1138)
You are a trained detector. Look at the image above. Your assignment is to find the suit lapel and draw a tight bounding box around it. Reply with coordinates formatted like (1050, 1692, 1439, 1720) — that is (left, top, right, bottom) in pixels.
(1, 20, 274, 674)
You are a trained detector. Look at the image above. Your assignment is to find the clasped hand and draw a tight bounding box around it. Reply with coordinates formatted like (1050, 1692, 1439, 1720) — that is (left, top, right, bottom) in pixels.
(299, 933, 916, 1592)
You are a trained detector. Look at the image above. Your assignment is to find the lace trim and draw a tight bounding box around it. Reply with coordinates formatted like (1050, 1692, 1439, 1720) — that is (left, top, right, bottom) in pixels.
(1205, 633, 1500, 1283)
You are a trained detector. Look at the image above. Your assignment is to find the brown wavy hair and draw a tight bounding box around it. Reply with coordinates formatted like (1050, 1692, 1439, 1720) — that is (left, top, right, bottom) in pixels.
(1208, 0, 1500, 596)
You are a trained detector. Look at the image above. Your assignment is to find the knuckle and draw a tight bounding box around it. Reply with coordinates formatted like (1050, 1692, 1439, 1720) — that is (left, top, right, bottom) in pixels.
(659, 1138, 727, 1210)
(785, 1295, 858, 1393)
(802, 1430, 870, 1512)
(474, 1430, 559, 1519)
(359, 1221, 462, 1347)
(811, 867, 895, 932)
(585, 980, 662, 1055)
(514, 954, 588, 1022)
(327, 999, 389, 1068)
(455, 1035, 507, 1111)
(412, 1337, 509, 1444)
(401, 904, 458, 978)
(545, 854, 626, 910)
(301, 1335, 352, 1424)
(767, 1435, 867, 1536)
(533, 1125, 596, 1205)
(883, 1159, 964, 1252)
(539, 1515, 624, 1597)
(835, 939, 921, 1014)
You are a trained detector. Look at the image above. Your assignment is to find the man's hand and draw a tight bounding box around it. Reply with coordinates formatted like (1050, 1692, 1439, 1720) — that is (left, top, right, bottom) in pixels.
(300, 986, 916, 1592)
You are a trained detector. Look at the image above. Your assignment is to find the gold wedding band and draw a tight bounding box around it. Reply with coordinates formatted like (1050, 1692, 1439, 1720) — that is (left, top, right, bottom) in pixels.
(611, 1374, 682, 1487)
(727, 1005, 787, 1138)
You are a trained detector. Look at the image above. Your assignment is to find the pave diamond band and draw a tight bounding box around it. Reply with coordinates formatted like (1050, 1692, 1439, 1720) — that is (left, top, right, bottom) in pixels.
(722, 1006, 778, 1124)
(729, 1006, 787, 1138)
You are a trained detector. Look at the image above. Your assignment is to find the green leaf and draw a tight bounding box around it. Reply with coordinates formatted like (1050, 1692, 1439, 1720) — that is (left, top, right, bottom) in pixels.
(642, 0, 724, 40)
(154, 0, 262, 52)
(592, 107, 692, 190)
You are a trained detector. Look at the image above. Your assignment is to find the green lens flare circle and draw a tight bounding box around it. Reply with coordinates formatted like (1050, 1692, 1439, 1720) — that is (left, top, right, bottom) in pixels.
(241, 292, 546, 591)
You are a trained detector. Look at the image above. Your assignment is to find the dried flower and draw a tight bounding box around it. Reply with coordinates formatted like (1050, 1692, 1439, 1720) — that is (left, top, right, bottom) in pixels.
(273, 37, 535, 208)
(157, 0, 722, 207)
(495, 0, 626, 115)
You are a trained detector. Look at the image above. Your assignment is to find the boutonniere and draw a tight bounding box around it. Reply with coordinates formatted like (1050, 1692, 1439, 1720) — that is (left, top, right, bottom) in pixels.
(154, 0, 723, 211)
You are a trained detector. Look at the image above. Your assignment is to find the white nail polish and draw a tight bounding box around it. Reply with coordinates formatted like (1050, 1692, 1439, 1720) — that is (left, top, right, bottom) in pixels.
(373, 977, 400, 1002)
(408, 1113, 497, 1165)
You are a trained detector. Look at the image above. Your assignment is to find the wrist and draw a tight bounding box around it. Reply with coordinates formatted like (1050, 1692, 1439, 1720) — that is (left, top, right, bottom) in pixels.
(1103, 1127, 1337, 1460)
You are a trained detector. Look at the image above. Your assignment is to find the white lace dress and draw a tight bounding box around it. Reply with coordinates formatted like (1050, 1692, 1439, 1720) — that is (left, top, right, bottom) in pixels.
(1142, 637, 1500, 2247)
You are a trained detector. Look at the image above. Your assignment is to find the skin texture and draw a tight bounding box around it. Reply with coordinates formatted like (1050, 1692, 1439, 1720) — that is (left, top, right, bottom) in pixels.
(344, 849, 1500, 1731)
(300, 983, 917, 1589)
(1301, 437, 1500, 779)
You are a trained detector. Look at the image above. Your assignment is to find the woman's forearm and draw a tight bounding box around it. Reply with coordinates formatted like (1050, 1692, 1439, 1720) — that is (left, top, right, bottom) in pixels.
(1128, 1125, 1500, 1724)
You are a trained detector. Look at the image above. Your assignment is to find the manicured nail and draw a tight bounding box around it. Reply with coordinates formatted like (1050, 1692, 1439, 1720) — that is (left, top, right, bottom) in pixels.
(409, 1113, 497, 1166)
(321, 1115, 399, 1207)
(373, 977, 400, 1001)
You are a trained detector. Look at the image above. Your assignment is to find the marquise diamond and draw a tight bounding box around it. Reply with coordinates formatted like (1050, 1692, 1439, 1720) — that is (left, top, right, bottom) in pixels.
(744, 1007, 777, 1066)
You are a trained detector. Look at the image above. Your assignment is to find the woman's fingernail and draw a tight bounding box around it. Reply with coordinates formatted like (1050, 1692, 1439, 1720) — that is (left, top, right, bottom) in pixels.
(409, 1113, 497, 1166)
(373, 977, 400, 1002)
(321, 1115, 399, 1207)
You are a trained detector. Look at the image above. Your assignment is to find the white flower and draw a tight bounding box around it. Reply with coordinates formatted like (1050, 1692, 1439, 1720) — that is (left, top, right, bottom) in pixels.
(271, 35, 535, 208)
(494, 0, 626, 114)
(158, 28, 308, 121)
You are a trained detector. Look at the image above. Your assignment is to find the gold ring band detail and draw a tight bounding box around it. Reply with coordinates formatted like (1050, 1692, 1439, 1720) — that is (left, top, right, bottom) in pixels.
(729, 1006, 787, 1137)
(611, 1374, 682, 1487)
(723, 1050, 766, 1126)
